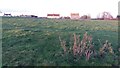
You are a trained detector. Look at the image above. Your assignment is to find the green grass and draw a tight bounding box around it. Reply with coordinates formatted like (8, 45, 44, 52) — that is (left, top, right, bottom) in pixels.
(2, 17, 119, 66)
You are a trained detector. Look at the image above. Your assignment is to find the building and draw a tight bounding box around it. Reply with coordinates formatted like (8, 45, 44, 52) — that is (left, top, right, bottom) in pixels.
(80, 15, 91, 20)
(39, 17, 47, 19)
(47, 14, 60, 19)
(60, 16, 70, 19)
(20, 14, 38, 18)
(70, 13, 80, 19)
(117, 15, 120, 20)
(31, 15, 38, 18)
(64, 16, 70, 19)
(3, 13, 12, 17)
(20, 14, 31, 17)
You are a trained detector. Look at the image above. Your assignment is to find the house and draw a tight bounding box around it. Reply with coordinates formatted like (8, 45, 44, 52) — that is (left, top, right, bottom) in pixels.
(70, 13, 80, 19)
(47, 14, 60, 19)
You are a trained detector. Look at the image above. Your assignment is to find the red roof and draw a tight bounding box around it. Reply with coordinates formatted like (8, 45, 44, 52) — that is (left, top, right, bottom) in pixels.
(47, 14, 60, 16)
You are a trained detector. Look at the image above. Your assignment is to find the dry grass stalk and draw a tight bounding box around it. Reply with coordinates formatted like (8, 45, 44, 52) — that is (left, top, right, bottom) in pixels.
(59, 32, 114, 61)
(59, 36, 67, 54)
(99, 40, 114, 55)
(108, 43, 114, 54)
(87, 35, 92, 43)
(73, 33, 78, 56)
(85, 50, 93, 61)
(81, 32, 88, 45)
(72, 32, 95, 61)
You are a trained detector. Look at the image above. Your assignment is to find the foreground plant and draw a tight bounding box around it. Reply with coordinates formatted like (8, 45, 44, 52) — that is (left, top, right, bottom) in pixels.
(99, 40, 114, 57)
(59, 36, 67, 54)
(59, 32, 114, 61)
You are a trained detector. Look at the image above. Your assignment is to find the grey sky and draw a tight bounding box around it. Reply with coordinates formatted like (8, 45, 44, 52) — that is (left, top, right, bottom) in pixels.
(0, 0, 119, 18)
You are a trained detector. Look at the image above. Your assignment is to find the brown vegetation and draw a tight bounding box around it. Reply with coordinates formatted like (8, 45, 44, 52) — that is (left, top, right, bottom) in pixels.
(59, 32, 114, 61)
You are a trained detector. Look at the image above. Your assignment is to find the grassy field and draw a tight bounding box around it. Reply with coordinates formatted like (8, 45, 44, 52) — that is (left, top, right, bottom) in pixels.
(2, 17, 119, 66)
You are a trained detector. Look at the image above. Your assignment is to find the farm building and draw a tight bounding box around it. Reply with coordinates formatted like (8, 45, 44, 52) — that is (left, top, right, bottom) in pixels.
(64, 16, 70, 19)
(39, 17, 47, 19)
(20, 15, 38, 18)
(70, 13, 80, 19)
(3, 13, 12, 17)
(47, 14, 60, 19)
(60, 16, 70, 19)
(20, 15, 32, 17)
(80, 15, 91, 20)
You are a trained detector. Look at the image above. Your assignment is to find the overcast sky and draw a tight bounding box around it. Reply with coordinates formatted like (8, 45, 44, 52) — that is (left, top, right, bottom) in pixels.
(0, 0, 119, 18)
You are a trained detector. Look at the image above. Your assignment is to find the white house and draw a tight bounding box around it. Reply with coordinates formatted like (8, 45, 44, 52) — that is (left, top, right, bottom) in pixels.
(70, 13, 80, 19)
